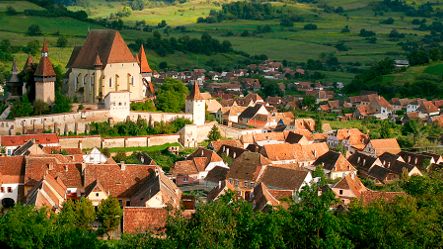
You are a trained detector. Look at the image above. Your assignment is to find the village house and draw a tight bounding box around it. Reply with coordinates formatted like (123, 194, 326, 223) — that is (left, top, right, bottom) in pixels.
(171, 147, 227, 186)
(1, 133, 59, 155)
(260, 142, 329, 166)
(0, 156, 26, 208)
(327, 128, 368, 154)
(311, 151, 357, 180)
(26, 173, 67, 212)
(331, 174, 367, 205)
(363, 138, 401, 157)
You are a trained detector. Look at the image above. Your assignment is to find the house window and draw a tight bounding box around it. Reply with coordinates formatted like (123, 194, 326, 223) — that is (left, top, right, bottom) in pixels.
(126, 200, 130, 207)
(244, 181, 248, 187)
(7, 187, 12, 193)
(234, 179, 239, 187)
(109, 78, 112, 87)
(131, 76, 134, 86)
(95, 193, 99, 197)
(0, 187, 4, 193)
(339, 190, 343, 195)
(183, 176, 188, 182)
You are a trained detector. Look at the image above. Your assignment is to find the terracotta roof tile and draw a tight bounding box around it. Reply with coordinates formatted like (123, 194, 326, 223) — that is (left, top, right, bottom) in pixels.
(0, 156, 26, 184)
(123, 207, 168, 234)
(138, 45, 152, 73)
(360, 191, 406, 205)
(261, 142, 329, 162)
(368, 139, 401, 156)
(227, 151, 271, 181)
(69, 30, 136, 69)
(1, 134, 59, 146)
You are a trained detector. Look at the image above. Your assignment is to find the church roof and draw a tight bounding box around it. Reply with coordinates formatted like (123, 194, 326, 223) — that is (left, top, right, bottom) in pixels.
(68, 29, 137, 69)
(187, 82, 205, 100)
(34, 40, 56, 77)
(138, 45, 152, 73)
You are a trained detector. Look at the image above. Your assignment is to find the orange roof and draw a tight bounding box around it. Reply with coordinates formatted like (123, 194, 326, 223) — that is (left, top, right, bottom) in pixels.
(262, 142, 329, 162)
(138, 45, 152, 73)
(1, 134, 59, 146)
(68, 29, 137, 69)
(123, 207, 167, 234)
(187, 82, 205, 100)
(34, 40, 55, 77)
(360, 191, 406, 205)
(369, 138, 401, 156)
(333, 175, 367, 198)
(0, 156, 25, 184)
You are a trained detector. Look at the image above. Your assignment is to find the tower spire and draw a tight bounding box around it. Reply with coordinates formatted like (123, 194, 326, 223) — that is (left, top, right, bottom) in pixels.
(41, 39, 49, 57)
(138, 44, 152, 73)
(187, 82, 204, 100)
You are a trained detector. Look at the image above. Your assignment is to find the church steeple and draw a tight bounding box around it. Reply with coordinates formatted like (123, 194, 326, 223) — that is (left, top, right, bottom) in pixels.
(187, 82, 204, 101)
(34, 40, 55, 103)
(138, 44, 152, 74)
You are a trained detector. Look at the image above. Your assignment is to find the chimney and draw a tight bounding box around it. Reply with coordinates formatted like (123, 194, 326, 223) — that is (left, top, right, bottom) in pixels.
(78, 140, 83, 150)
(120, 161, 126, 171)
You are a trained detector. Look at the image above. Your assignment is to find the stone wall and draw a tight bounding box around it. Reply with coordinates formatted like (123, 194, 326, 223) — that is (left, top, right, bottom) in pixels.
(59, 134, 180, 149)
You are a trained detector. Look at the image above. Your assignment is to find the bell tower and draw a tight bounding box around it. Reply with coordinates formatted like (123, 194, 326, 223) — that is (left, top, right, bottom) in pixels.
(186, 82, 205, 126)
(34, 40, 55, 103)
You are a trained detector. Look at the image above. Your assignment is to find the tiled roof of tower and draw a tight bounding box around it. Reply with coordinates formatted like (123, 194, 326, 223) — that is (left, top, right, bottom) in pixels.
(138, 45, 152, 73)
(69, 29, 137, 69)
(35, 41, 55, 77)
(187, 82, 205, 100)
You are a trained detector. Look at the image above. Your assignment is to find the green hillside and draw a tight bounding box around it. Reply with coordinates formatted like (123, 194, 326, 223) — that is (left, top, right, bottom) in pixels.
(1, 0, 442, 86)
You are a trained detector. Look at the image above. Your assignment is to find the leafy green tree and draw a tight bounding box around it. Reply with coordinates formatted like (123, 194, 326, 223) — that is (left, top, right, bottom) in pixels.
(208, 125, 221, 141)
(314, 115, 323, 132)
(155, 78, 189, 113)
(26, 24, 42, 36)
(302, 95, 316, 111)
(52, 91, 72, 113)
(97, 197, 122, 239)
(0, 205, 51, 249)
(11, 95, 33, 117)
(56, 35, 68, 47)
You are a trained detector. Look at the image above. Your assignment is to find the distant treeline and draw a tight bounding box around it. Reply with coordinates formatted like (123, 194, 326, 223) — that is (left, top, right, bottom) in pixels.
(375, 0, 443, 17)
(197, 2, 304, 24)
(130, 32, 232, 56)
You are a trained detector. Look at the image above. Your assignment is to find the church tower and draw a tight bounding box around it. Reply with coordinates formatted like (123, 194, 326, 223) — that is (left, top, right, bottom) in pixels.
(138, 45, 155, 99)
(186, 82, 205, 126)
(34, 40, 55, 103)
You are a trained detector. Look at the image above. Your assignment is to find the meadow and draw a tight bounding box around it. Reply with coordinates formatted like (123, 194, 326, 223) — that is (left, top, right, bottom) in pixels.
(1, 0, 441, 85)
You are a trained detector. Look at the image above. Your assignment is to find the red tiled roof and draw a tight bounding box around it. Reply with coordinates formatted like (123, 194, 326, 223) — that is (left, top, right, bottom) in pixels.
(360, 191, 406, 205)
(123, 207, 168, 234)
(68, 29, 136, 69)
(261, 143, 329, 162)
(333, 175, 367, 198)
(1, 134, 59, 146)
(138, 45, 152, 73)
(84, 164, 155, 198)
(368, 139, 401, 156)
(35, 54, 55, 77)
(0, 156, 25, 184)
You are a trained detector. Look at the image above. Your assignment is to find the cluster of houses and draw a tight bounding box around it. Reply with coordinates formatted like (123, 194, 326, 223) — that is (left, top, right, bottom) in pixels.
(0, 117, 442, 235)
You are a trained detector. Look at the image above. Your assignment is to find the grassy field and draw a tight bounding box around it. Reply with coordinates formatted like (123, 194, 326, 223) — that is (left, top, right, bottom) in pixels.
(380, 62, 443, 86)
(1, 0, 440, 85)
